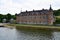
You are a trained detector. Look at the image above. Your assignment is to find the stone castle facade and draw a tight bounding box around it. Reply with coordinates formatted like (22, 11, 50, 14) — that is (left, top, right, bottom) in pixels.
(16, 5, 55, 25)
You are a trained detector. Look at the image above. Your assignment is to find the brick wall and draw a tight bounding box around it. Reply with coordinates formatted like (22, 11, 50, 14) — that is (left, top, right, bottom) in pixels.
(16, 10, 54, 25)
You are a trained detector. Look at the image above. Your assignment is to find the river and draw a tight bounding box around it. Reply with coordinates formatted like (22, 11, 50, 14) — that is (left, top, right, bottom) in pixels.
(0, 27, 60, 40)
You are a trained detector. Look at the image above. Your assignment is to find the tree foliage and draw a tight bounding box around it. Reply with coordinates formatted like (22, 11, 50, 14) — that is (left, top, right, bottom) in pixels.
(54, 9, 60, 16)
(0, 13, 16, 23)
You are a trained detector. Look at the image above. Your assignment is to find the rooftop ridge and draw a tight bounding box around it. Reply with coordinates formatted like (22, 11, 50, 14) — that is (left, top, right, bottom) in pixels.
(21, 9, 48, 13)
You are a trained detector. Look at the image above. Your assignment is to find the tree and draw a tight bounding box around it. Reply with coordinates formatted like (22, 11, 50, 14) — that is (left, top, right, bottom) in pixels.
(0, 14, 3, 22)
(6, 13, 12, 22)
(54, 9, 60, 16)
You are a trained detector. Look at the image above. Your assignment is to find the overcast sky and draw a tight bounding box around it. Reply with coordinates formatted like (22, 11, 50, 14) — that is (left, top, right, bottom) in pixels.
(0, 0, 60, 15)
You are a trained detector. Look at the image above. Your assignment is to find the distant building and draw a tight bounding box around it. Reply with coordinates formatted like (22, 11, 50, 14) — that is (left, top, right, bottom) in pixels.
(16, 5, 55, 25)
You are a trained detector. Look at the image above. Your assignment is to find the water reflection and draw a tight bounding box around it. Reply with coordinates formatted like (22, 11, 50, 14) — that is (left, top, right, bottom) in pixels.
(15, 29, 53, 40)
(0, 27, 60, 40)
(0, 27, 16, 40)
(53, 32, 60, 40)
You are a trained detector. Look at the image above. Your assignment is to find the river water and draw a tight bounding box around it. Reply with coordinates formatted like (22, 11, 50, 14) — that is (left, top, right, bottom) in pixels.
(0, 27, 60, 40)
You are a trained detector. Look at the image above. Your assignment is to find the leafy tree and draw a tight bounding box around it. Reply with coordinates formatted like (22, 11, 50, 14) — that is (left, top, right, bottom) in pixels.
(6, 13, 12, 22)
(0, 14, 3, 22)
(54, 9, 60, 16)
(0, 13, 16, 23)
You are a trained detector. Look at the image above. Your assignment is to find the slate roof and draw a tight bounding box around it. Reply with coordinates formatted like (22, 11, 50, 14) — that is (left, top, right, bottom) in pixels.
(17, 9, 51, 16)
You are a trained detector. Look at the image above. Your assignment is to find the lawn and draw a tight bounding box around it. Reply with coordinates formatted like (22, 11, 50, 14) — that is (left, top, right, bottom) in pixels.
(6, 24, 60, 31)
(56, 16, 60, 18)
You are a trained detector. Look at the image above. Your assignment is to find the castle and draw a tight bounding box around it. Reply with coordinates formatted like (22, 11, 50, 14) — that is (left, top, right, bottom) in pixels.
(16, 5, 55, 25)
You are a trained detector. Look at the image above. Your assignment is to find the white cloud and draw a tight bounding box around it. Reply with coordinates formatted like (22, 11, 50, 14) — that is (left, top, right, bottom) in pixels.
(0, 0, 60, 15)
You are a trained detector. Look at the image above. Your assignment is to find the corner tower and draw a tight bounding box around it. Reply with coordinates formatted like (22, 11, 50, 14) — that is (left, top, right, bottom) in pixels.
(48, 5, 54, 25)
(49, 5, 53, 11)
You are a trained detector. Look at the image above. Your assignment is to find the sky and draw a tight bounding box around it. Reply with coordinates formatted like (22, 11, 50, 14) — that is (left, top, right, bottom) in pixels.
(0, 0, 60, 15)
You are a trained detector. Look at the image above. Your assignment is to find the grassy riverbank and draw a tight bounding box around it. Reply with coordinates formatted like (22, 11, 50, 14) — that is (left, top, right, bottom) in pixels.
(5, 24, 60, 31)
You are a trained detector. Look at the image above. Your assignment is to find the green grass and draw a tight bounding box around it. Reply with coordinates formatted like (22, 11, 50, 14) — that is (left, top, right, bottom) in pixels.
(56, 16, 60, 18)
(7, 24, 60, 27)
(54, 16, 60, 24)
(6, 24, 60, 31)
